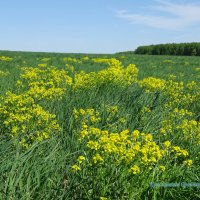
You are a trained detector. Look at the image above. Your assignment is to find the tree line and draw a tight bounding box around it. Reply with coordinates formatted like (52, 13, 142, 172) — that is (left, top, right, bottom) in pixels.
(134, 43, 200, 56)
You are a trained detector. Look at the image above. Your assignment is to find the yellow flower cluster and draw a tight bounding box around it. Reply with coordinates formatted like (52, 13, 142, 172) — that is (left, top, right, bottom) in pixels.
(183, 159, 193, 167)
(194, 67, 200, 71)
(73, 108, 101, 126)
(139, 77, 166, 92)
(171, 146, 189, 157)
(74, 106, 127, 139)
(20, 66, 72, 100)
(176, 120, 200, 143)
(92, 58, 122, 67)
(63, 57, 82, 64)
(65, 64, 75, 72)
(82, 56, 89, 61)
(0, 92, 60, 148)
(92, 153, 104, 164)
(128, 165, 140, 174)
(77, 155, 86, 163)
(141, 106, 151, 113)
(0, 56, 13, 61)
(0, 63, 72, 148)
(163, 80, 197, 108)
(40, 58, 51, 62)
(100, 197, 108, 200)
(38, 63, 47, 67)
(160, 108, 199, 143)
(186, 81, 198, 90)
(73, 59, 138, 90)
(139, 78, 199, 110)
(159, 165, 166, 172)
(72, 107, 190, 175)
(172, 108, 193, 117)
(71, 164, 81, 172)
(0, 70, 9, 77)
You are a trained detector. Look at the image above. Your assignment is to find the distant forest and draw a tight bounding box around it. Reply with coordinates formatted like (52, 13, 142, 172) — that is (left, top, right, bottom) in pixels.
(134, 43, 200, 56)
(116, 42, 200, 56)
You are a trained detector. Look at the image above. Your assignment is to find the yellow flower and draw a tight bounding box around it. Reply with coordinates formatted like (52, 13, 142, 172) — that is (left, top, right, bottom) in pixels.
(1, 92, 60, 148)
(0, 70, 10, 77)
(100, 197, 108, 200)
(119, 117, 126, 123)
(142, 106, 151, 113)
(183, 159, 193, 167)
(73, 58, 138, 90)
(132, 130, 140, 140)
(11, 126, 18, 134)
(77, 155, 86, 163)
(0, 56, 13, 61)
(79, 108, 86, 115)
(129, 165, 140, 174)
(87, 141, 100, 150)
(144, 134, 153, 141)
(80, 130, 89, 139)
(38, 63, 47, 67)
(163, 141, 171, 148)
(172, 146, 189, 157)
(139, 77, 166, 92)
(160, 128, 167, 134)
(93, 154, 104, 164)
(71, 165, 81, 172)
(159, 165, 166, 172)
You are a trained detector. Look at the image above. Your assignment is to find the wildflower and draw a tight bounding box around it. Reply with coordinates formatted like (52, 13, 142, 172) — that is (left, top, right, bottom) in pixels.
(93, 154, 104, 164)
(144, 134, 153, 142)
(87, 141, 100, 150)
(119, 117, 126, 123)
(71, 165, 81, 172)
(139, 77, 166, 92)
(77, 156, 86, 163)
(0, 56, 13, 61)
(80, 130, 89, 139)
(183, 159, 193, 167)
(142, 106, 151, 113)
(0, 70, 9, 77)
(163, 141, 171, 148)
(79, 108, 86, 115)
(129, 165, 140, 174)
(11, 126, 18, 134)
(38, 63, 47, 67)
(100, 197, 108, 200)
(1, 92, 60, 148)
(73, 58, 138, 90)
(172, 146, 189, 157)
(159, 165, 166, 172)
(132, 130, 140, 140)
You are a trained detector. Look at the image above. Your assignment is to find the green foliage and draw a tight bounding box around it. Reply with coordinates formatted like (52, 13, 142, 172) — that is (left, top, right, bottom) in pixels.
(134, 42, 200, 56)
(0, 51, 199, 200)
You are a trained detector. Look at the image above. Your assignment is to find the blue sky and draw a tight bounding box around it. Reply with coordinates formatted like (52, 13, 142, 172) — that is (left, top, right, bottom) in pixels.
(1, 0, 200, 53)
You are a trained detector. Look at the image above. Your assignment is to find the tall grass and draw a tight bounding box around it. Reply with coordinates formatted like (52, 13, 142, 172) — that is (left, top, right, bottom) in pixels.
(0, 51, 199, 199)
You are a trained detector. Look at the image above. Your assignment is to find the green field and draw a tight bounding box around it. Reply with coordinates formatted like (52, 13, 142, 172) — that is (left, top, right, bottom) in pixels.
(0, 51, 199, 200)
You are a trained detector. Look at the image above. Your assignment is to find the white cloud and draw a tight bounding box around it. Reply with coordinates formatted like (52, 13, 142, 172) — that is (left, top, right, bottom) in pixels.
(117, 0, 200, 30)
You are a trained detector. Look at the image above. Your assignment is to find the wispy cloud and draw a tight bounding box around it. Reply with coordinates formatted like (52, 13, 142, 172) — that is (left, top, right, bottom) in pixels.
(117, 0, 200, 30)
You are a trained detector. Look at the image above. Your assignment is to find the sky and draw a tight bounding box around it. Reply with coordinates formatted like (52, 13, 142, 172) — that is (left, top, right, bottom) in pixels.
(1, 0, 200, 53)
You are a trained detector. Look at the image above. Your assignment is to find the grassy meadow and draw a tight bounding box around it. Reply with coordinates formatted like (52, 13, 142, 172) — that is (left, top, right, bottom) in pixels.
(0, 51, 199, 200)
